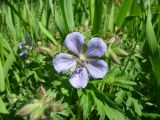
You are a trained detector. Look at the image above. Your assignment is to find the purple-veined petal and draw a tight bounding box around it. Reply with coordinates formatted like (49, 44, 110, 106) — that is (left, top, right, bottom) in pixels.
(64, 32, 84, 55)
(69, 67, 89, 88)
(86, 37, 107, 57)
(86, 60, 108, 79)
(53, 53, 76, 73)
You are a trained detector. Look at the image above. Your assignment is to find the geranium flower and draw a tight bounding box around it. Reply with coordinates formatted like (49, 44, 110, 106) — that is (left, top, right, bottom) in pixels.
(18, 34, 32, 56)
(53, 32, 109, 88)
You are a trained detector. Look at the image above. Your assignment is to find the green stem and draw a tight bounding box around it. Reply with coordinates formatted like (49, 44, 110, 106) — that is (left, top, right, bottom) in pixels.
(122, 41, 138, 73)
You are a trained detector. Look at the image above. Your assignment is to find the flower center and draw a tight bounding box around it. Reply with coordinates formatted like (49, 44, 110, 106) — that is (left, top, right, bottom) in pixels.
(75, 54, 89, 68)
(79, 54, 86, 61)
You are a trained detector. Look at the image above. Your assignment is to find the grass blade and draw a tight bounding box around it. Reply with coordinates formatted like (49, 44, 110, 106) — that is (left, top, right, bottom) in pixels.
(58, 0, 74, 33)
(0, 59, 5, 92)
(115, 0, 133, 27)
(146, 11, 158, 53)
(37, 21, 57, 45)
(91, 0, 103, 34)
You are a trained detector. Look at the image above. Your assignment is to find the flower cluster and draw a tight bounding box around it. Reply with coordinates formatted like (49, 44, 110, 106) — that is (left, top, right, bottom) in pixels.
(18, 34, 32, 56)
(53, 32, 109, 88)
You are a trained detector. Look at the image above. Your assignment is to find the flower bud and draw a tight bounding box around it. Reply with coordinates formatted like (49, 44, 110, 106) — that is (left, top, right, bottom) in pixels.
(54, 105, 64, 112)
(114, 48, 129, 56)
(108, 35, 120, 45)
(17, 103, 40, 116)
(118, 49, 129, 56)
(38, 86, 46, 98)
(110, 52, 121, 64)
(54, 32, 60, 39)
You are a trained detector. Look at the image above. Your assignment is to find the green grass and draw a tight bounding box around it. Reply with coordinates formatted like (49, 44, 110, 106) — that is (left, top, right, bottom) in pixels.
(0, 0, 160, 120)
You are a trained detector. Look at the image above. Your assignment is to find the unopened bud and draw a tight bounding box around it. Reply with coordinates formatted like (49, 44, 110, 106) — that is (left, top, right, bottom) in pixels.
(114, 48, 129, 56)
(108, 35, 120, 45)
(54, 32, 60, 39)
(118, 49, 129, 56)
(54, 105, 64, 112)
(17, 103, 40, 116)
(110, 52, 121, 64)
(38, 85, 46, 98)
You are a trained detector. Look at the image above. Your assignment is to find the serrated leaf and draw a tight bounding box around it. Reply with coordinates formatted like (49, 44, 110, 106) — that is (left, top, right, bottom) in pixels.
(91, 92, 106, 120)
(132, 99, 142, 116)
(3, 52, 16, 78)
(79, 90, 91, 119)
(0, 97, 8, 114)
(105, 104, 126, 120)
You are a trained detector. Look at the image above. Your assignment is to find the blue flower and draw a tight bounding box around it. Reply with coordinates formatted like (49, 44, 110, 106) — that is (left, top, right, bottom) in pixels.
(19, 50, 28, 56)
(18, 34, 32, 56)
(53, 32, 109, 88)
(18, 42, 24, 49)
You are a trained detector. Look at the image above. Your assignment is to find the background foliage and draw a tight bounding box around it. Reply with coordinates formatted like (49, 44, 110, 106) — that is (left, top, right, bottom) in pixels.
(0, 0, 160, 119)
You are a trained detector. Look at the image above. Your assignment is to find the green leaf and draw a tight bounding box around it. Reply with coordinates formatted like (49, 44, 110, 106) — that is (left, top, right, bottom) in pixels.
(91, 0, 103, 34)
(108, 4, 115, 32)
(133, 99, 142, 116)
(143, 112, 160, 118)
(94, 97, 106, 120)
(0, 97, 8, 114)
(126, 97, 142, 116)
(79, 90, 91, 119)
(89, 0, 94, 25)
(58, 0, 74, 32)
(146, 11, 158, 53)
(37, 21, 57, 45)
(115, 0, 133, 27)
(105, 104, 126, 120)
(89, 91, 105, 120)
(55, 9, 68, 36)
(0, 59, 5, 92)
(3, 52, 16, 78)
(4, 0, 28, 26)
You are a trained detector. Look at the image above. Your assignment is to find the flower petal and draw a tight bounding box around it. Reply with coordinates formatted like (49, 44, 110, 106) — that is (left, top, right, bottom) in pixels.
(64, 32, 84, 55)
(86, 37, 107, 57)
(86, 60, 108, 79)
(19, 50, 28, 56)
(53, 53, 76, 72)
(18, 42, 24, 49)
(69, 67, 89, 88)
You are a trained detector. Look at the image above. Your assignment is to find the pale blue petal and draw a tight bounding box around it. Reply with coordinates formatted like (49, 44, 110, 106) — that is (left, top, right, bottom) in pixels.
(18, 42, 24, 49)
(86, 60, 108, 79)
(19, 50, 28, 56)
(69, 67, 89, 88)
(53, 53, 76, 72)
(86, 37, 107, 57)
(64, 32, 84, 55)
